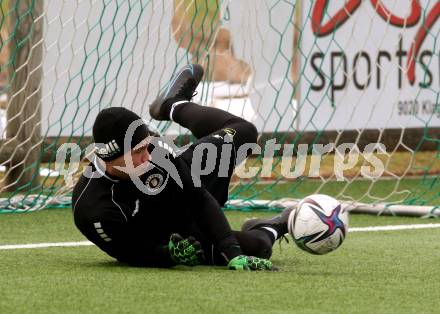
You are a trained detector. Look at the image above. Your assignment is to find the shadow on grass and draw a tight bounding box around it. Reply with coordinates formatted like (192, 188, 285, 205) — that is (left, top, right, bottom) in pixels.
(77, 260, 227, 272)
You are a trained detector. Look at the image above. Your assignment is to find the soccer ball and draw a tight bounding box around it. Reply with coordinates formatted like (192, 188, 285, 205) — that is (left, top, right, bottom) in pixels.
(288, 194, 348, 255)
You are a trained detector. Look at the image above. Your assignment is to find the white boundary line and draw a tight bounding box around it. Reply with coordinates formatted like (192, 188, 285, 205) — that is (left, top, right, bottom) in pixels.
(349, 223, 440, 232)
(1, 224, 440, 250)
(0, 241, 93, 250)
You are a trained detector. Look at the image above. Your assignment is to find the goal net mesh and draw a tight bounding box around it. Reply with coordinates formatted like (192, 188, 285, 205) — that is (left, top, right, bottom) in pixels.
(0, 0, 439, 215)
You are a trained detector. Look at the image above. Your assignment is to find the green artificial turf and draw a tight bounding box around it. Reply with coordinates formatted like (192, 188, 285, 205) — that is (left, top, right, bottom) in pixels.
(0, 209, 439, 313)
(232, 177, 440, 206)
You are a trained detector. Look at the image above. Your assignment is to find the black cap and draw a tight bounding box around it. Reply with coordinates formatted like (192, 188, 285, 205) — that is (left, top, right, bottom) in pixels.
(93, 107, 152, 161)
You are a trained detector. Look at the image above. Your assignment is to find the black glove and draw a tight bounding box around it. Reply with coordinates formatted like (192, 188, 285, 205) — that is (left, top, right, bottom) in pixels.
(168, 233, 205, 266)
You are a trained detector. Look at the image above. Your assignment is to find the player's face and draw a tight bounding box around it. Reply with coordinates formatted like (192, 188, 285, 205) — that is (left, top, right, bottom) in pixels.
(106, 144, 150, 179)
(130, 145, 150, 168)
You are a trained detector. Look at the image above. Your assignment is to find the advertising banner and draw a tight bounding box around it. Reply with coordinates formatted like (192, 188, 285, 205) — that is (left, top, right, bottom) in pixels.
(300, 0, 440, 130)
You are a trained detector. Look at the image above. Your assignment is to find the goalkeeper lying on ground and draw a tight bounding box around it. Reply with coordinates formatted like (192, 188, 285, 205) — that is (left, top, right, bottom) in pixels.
(72, 64, 291, 270)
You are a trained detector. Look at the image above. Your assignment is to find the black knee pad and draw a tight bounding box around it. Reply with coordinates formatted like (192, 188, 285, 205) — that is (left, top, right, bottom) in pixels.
(238, 231, 273, 259)
(226, 120, 258, 146)
(254, 236, 273, 259)
(240, 121, 258, 144)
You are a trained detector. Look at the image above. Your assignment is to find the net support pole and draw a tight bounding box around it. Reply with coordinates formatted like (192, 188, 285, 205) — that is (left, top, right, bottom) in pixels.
(291, 0, 302, 130)
(2, 0, 43, 191)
